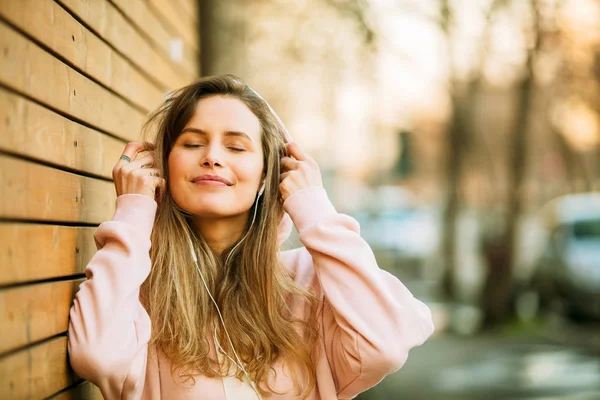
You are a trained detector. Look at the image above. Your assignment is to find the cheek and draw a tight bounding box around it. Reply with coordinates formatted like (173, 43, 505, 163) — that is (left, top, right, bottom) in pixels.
(167, 151, 189, 180)
(167, 151, 192, 198)
(233, 158, 264, 185)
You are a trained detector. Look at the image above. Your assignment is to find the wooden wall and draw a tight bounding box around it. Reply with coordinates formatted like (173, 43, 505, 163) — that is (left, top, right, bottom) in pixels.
(0, 0, 200, 398)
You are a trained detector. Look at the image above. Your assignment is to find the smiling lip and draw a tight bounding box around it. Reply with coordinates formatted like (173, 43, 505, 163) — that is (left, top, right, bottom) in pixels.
(191, 174, 233, 186)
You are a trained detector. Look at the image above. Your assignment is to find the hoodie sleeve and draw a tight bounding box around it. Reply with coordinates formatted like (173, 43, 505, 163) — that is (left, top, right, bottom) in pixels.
(68, 194, 157, 400)
(283, 187, 435, 399)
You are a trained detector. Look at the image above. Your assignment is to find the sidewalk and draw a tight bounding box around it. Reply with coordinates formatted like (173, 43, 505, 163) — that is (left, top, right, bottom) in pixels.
(357, 328, 600, 400)
(357, 268, 600, 400)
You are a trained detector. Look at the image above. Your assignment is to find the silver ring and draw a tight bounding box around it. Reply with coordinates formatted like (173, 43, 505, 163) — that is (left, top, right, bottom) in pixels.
(120, 155, 132, 163)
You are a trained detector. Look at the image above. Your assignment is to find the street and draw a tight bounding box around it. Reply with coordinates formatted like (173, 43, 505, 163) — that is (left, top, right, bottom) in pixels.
(357, 323, 600, 400)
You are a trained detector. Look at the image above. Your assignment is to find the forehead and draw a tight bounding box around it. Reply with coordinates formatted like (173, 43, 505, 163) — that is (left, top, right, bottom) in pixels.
(184, 96, 262, 142)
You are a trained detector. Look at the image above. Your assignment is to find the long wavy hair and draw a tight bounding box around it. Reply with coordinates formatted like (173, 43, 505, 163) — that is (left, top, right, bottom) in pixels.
(140, 75, 320, 398)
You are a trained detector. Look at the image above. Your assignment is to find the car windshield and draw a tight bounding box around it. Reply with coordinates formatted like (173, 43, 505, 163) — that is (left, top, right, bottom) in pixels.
(573, 219, 600, 240)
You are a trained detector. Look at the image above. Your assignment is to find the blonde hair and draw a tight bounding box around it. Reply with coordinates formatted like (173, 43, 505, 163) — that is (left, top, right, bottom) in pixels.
(140, 75, 320, 397)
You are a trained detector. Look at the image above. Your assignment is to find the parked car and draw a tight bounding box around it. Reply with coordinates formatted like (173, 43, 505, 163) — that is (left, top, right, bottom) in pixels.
(351, 206, 441, 276)
(519, 193, 600, 320)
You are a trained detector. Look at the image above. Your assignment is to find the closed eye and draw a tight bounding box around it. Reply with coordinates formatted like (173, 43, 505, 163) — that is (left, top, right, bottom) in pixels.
(183, 144, 202, 148)
(228, 147, 246, 152)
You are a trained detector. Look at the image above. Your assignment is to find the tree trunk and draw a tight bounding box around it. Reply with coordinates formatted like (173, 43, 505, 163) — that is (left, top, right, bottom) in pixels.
(199, 0, 216, 76)
(441, 99, 467, 299)
(482, 0, 540, 326)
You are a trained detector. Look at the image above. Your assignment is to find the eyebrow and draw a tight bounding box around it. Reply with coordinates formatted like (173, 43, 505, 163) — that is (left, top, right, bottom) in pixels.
(180, 127, 254, 143)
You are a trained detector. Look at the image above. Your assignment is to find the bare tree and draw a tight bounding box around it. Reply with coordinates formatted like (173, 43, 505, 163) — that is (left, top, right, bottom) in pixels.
(439, 0, 505, 300)
(481, 0, 543, 325)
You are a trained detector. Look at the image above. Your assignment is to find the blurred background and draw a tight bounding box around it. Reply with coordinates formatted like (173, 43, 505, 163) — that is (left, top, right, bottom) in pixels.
(1, 0, 599, 399)
(199, 0, 600, 398)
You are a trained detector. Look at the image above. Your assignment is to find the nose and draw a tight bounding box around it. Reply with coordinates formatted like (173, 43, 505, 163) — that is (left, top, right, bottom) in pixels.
(200, 143, 223, 168)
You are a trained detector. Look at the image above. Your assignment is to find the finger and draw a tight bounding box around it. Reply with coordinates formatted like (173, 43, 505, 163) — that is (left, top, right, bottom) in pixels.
(145, 176, 165, 198)
(285, 142, 310, 162)
(118, 156, 154, 176)
(118, 142, 155, 165)
(279, 171, 291, 181)
(154, 177, 166, 189)
(125, 155, 155, 171)
(131, 168, 161, 177)
(281, 157, 301, 171)
(151, 176, 166, 191)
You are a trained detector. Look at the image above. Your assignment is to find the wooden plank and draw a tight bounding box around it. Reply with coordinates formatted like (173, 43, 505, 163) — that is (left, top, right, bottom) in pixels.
(0, 0, 164, 113)
(174, 0, 200, 27)
(57, 0, 192, 90)
(0, 223, 97, 286)
(0, 279, 84, 354)
(0, 89, 124, 180)
(109, 0, 199, 78)
(147, 0, 200, 53)
(49, 381, 103, 400)
(0, 155, 116, 224)
(0, 336, 78, 399)
(0, 21, 145, 142)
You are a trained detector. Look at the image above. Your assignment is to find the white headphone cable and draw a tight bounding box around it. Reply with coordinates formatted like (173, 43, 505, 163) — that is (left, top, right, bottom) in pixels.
(187, 193, 263, 399)
(188, 237, 261, 398)
(214, 325, 243, 371)
(224, 186, 262, 267)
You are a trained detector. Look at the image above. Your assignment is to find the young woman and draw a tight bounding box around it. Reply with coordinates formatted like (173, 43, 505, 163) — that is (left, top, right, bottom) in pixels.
(67, 74, 434, 399)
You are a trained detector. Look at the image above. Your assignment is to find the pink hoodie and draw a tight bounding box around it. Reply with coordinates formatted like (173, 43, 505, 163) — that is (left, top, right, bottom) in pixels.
(67, 186, 434, 399)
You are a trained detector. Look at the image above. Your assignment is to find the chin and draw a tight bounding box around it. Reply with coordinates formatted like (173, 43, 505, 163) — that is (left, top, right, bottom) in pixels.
(183, 202, 230, 218)
(180, 199, 248, 220)
(171, 188, 256, 218)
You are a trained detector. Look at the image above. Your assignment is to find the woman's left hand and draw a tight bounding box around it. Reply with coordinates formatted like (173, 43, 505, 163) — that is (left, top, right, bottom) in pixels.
(280, 142, 323, 201)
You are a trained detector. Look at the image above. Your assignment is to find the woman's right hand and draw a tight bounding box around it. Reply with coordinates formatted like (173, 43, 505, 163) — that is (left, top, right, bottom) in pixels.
(113, 141, 165, 201)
